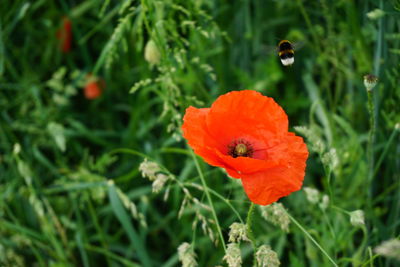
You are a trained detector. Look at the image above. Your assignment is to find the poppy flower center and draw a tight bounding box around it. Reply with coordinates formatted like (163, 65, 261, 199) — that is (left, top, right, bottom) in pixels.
(228, 139, 254, 158)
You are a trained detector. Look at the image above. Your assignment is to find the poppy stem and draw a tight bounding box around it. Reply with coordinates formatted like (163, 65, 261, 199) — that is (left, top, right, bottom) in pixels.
(190, 150, 227, 253)
(246, 202, 258, 266)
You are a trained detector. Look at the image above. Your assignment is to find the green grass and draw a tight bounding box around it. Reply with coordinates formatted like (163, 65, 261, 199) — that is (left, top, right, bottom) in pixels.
(1, 0, 399, 266)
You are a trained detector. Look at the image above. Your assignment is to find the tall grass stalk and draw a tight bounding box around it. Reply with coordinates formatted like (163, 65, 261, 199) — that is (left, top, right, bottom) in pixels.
(190, 149, 227, 253)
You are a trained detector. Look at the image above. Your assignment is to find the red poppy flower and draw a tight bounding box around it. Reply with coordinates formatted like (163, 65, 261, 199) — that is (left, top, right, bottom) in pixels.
(84, 75, 104, 100)
(182, 90, 308, 205)
(56, 17, 72, 53)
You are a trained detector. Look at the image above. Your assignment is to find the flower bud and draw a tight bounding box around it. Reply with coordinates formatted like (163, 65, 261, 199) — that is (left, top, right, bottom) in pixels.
(56, 17, 72, 53)
(363, 74, 378, 92)
(349, 210, 365, 227)
(13, 143, 21, 155)
(319, 195, 330, 210)
(144, 39, 161, 65)
(84, 74, 104, 100)
(366, 9, 385, 20)
(303, 187, 320, 204)
(84, 81, 102, 99)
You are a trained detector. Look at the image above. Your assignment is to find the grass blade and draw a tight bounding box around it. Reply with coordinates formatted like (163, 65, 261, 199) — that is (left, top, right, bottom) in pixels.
(107, 181, 152, 267)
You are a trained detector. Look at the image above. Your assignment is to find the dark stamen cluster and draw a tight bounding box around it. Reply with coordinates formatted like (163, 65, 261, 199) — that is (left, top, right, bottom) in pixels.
(228, 139, 254, 158)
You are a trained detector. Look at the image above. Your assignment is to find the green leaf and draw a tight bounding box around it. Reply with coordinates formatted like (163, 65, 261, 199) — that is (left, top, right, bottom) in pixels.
(47, 122, 66, 152)
(107, 183, 152, 267)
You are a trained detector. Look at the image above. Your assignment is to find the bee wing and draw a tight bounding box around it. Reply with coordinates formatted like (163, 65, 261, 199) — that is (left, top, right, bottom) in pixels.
(292, 41, 306, 51)
(258, 44, 279, 55)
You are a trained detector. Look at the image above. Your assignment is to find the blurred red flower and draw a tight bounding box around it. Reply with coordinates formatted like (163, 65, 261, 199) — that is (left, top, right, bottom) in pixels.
(84, 75, 104, 100)
(56, 17, 72, 53)
(182, 90, 308, 205)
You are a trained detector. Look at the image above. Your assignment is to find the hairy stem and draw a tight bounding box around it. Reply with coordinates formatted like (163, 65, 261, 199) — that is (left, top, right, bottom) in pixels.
(367, 90, 375, 204)
(246, 202, 258, 266)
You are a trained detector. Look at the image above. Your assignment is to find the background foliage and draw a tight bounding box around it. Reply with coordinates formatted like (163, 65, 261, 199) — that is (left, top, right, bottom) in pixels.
(1, 0, 399, 266)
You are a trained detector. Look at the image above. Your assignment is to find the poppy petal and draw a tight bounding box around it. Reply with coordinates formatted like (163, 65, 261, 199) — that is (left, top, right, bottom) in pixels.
(182, 106, 225, 167)
(215, 150, 281, 177)
(84, 82, 102, 99)
(206, 90, 288, 153)
(240, 134, 308, 205)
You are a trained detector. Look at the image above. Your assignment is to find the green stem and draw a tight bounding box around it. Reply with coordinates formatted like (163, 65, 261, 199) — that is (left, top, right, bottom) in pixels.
(367, 90, 375, 202)
(87, 198, 113, 266)
(295, 0, 321, 53)
(190, 150, 226, 252)
(185, 183, 244, 223)
(246, 202, 257, 266)
(288, 213, 338, 267)
(367, 91, 375, 167)
(368, 247, 374, 267)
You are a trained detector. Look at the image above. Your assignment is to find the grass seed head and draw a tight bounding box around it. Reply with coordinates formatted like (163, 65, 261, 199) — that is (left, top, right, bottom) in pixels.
(256, 245, 281, 267)
(178, 242, 198, 267)
(228, 222, 250, 243)
(223, 243, 242, 267)
(139, 159, 161, 181)
(259, 203, 290, 232)
(152, 173, 169, 193)
(374, 239, 400, 260)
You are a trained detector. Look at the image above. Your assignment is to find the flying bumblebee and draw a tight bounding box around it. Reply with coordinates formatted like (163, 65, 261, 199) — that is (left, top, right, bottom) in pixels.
(277, 40, 295, 66)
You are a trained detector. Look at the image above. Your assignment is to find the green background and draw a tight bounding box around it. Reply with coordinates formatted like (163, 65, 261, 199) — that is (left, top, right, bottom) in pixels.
(1, 0, 399, 266)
